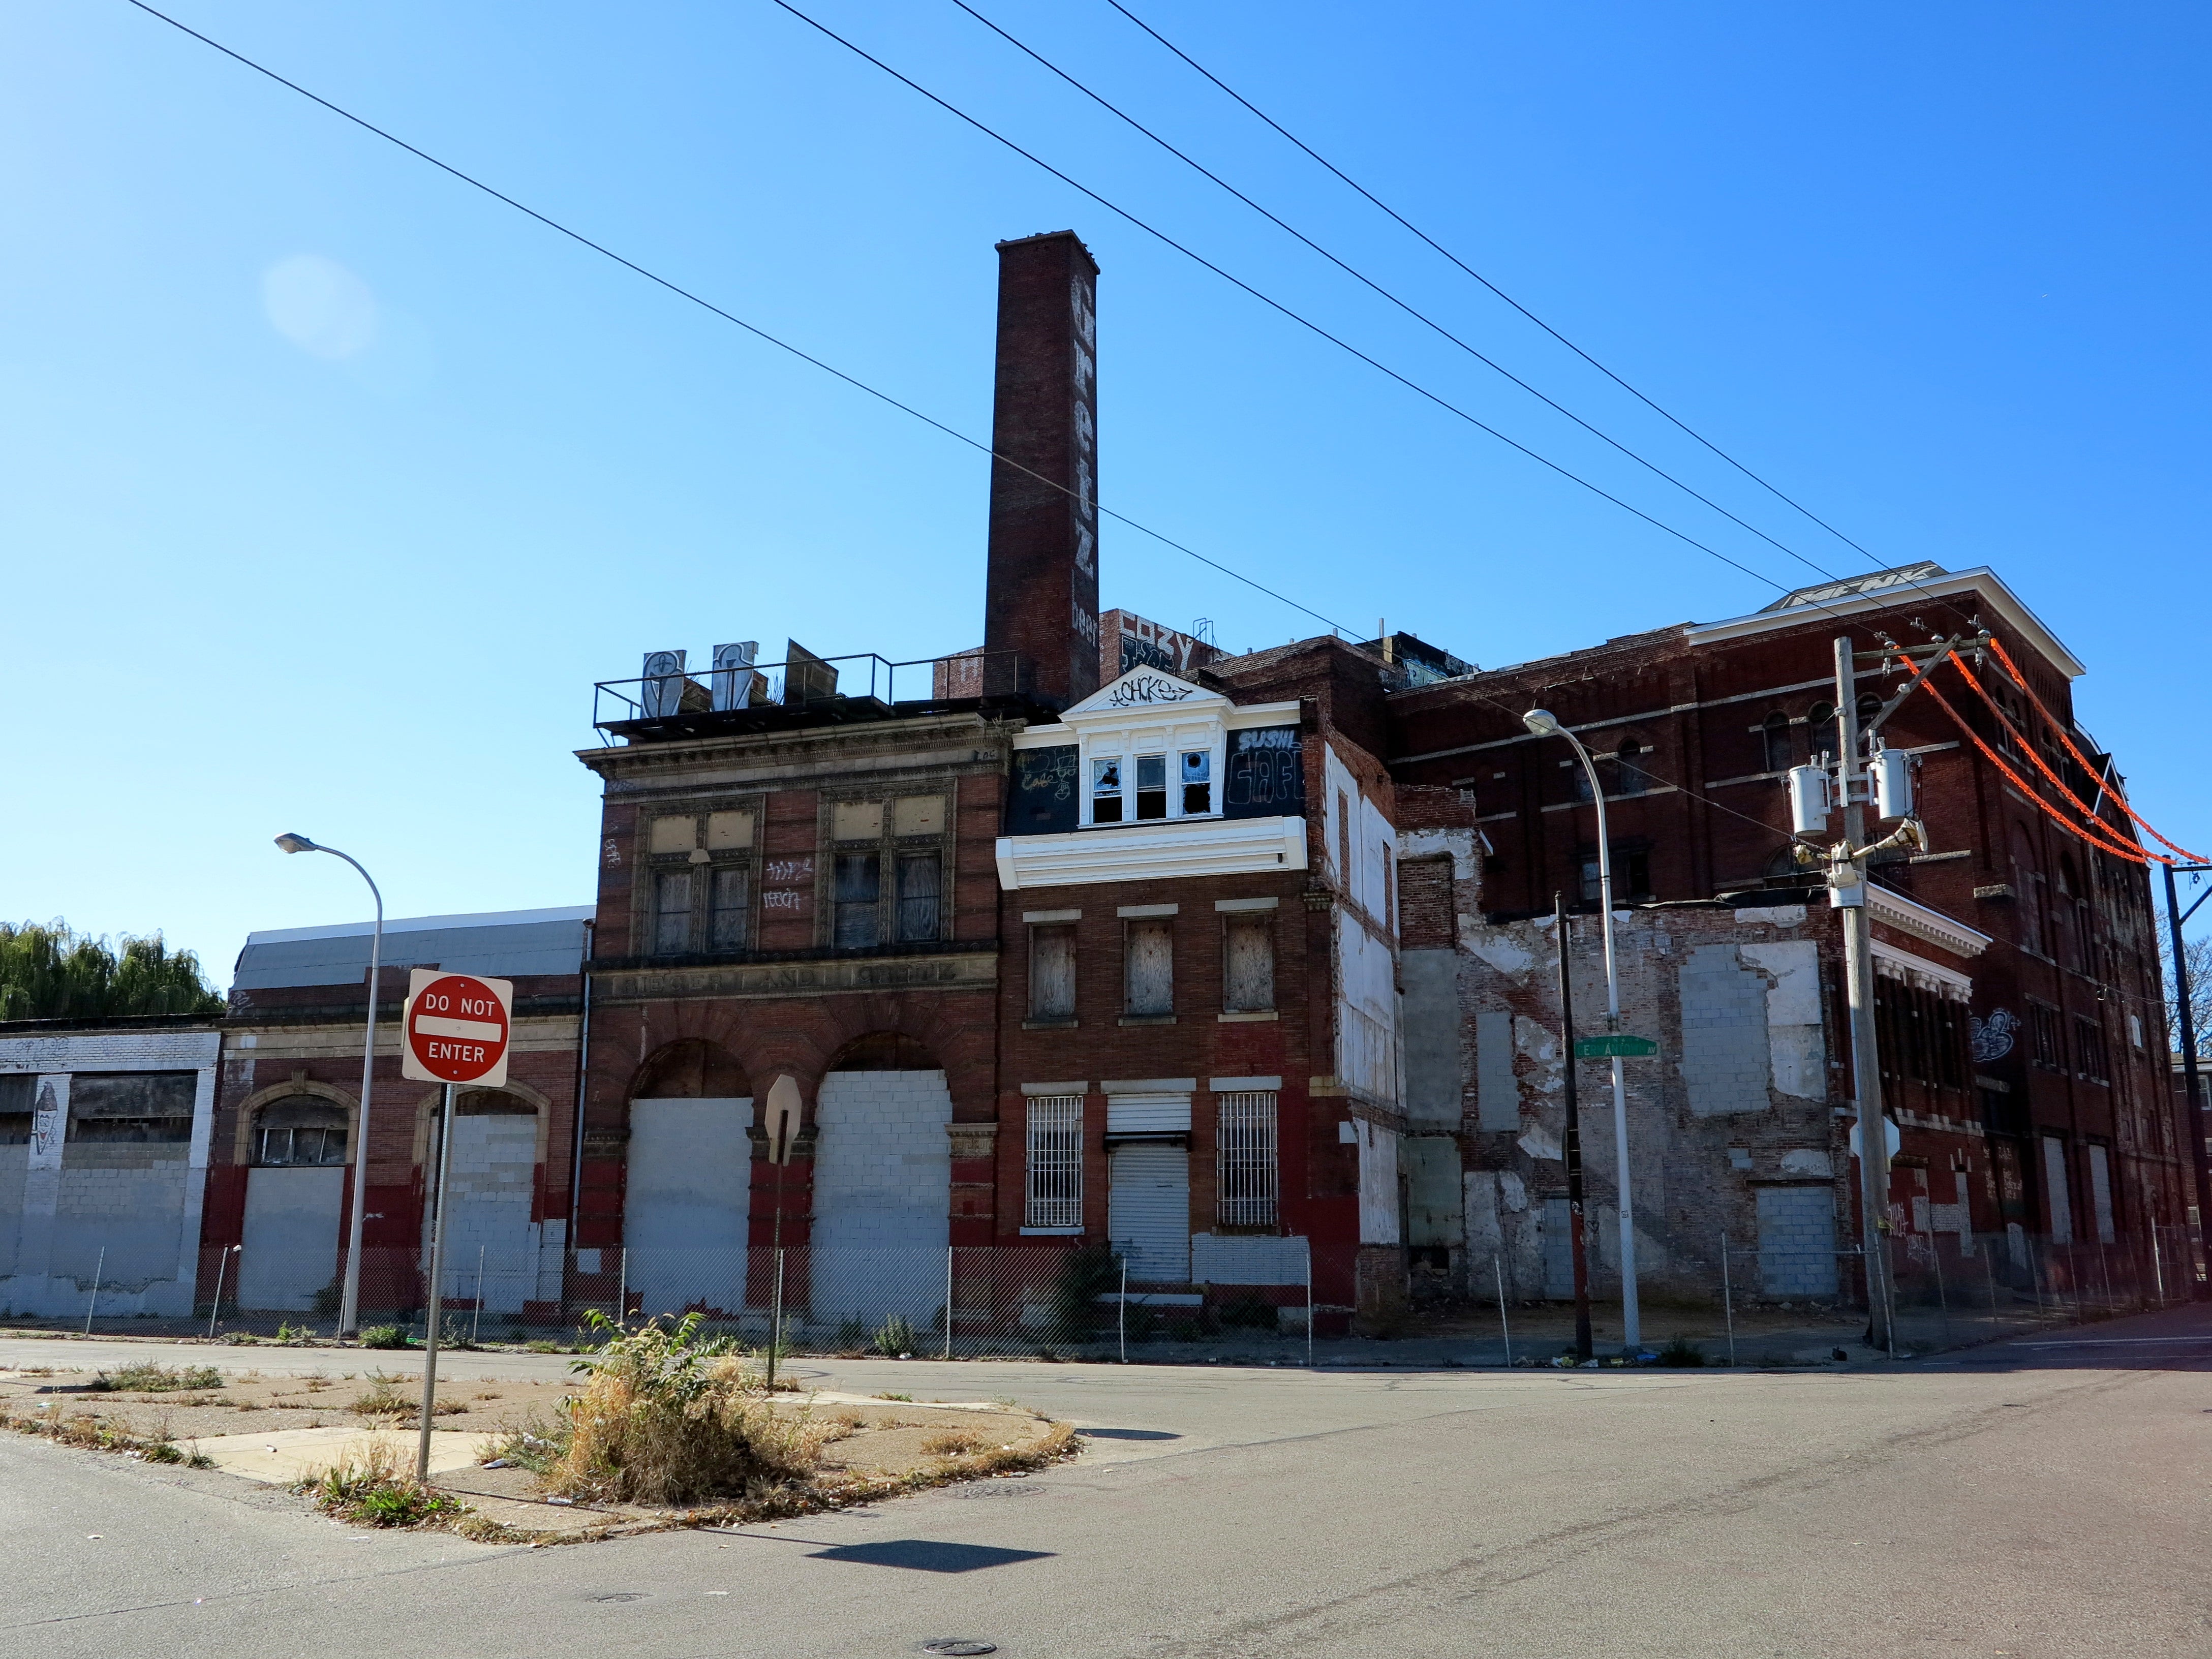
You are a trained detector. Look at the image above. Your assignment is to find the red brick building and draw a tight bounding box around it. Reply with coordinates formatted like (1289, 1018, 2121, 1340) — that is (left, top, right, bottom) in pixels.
(1387, 563, 2196, 1304)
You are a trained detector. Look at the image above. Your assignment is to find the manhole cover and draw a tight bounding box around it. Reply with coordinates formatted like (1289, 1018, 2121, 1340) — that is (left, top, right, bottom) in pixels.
(589, 1592, 648, 1603)
(919, 1642, 997, 1656)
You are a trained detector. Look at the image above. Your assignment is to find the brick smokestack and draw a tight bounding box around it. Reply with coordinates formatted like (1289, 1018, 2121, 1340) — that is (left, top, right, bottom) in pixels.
(983, 231, 1100, 707)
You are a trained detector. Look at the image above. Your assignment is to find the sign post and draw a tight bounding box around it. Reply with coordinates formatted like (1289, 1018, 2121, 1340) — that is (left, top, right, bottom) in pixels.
(400, 969, 512, 1485)
(761, 1076, 801, 1392)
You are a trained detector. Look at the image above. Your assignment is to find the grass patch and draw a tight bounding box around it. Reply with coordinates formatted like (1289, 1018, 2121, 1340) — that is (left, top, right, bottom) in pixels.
(357, 1325, 413, 1350)
(920, 1429, 985, 1456)
(872, 1391, 914, 1403)
(300, 1442, 465, 1528)
(873, 1313, 920, 1358)
(524, 1339, 559, 1354)
(2, 1405, 212, 1467)
(537, 1312, 818, 1507)
(89, 1362, 224, 1394)
(1656, 1336, 1707, 1368)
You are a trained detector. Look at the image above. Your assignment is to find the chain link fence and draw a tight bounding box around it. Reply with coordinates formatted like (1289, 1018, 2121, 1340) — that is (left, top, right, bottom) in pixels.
(11, 1241, 1349, 1360)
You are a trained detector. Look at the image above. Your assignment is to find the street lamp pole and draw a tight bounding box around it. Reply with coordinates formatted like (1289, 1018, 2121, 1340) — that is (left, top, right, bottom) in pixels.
(275, 833, 381, 1339)
(1523, 711, 1642, 1351)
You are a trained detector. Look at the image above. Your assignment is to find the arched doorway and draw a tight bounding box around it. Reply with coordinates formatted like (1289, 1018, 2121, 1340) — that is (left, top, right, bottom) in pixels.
(237, 1093, 350, 1312)
(624, 1040, 752, 1320)
(811, 1033, 951, 1334)
(425, 1089, 542, 1315)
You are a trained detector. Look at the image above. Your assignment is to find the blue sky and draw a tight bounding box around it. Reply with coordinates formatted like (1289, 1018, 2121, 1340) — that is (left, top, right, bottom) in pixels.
(6, 2, 2209, 983)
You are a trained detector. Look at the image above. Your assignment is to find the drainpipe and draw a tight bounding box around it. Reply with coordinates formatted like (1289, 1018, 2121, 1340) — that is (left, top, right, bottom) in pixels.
(567, 919, 594, 1255)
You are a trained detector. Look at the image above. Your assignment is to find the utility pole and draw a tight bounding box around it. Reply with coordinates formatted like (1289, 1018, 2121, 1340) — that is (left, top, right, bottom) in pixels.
(1556, 894, 1593, 1363)
(2162, 862, 2212, 1294)
(1833, 635, 1897, 1353)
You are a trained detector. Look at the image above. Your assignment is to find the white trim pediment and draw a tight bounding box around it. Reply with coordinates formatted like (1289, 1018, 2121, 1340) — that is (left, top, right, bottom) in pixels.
(1867, 884, 1991, 959)
(1064, 666, 1224, 718)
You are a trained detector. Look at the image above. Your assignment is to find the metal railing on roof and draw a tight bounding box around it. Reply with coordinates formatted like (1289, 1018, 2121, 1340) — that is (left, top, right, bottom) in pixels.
(591, 649, 1031, 740)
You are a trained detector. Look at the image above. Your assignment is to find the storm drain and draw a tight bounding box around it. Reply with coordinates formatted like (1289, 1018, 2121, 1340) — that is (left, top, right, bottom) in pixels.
(918, 1641, 997, 1655)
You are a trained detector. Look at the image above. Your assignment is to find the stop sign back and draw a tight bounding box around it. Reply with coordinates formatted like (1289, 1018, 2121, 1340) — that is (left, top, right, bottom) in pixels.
(401, 969, 513, 1087)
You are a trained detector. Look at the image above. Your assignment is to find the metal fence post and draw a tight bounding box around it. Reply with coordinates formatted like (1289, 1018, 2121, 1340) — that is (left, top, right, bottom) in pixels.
(1118, 1253, 1127, 1365)
(2153, 1226, 2168, 1305)
(617, 1245, 627, 1326)
(472, 1246, 485, 1347)
(1305, 1241, 1315, 1368)
(82, 1246, 105, 1337)
(206, 1244, 235, 1340)
(943, 1246, 955, 1362)
(1720, 1232, 1736, 1367)
(1493, 1254, 1512, 1368)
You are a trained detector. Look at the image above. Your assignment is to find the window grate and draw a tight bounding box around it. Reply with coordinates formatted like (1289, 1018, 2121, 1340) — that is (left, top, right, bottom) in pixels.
(1216, 1092, 1278, 1227)
(1025, 1094, 1084, 1229)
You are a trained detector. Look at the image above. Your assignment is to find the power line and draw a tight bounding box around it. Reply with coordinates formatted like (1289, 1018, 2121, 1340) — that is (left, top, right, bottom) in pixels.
(764, 0, 1807, 602)
(1104, 0, 1886, 572)
(950, 0, 1840, 586)
(116, 0, 1352, 638)
(1098, 3, 2005, 652)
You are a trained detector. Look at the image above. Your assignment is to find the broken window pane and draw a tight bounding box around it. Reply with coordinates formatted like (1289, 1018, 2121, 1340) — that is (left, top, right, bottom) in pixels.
(1125, 918, 1174, 1015)
(1181, 749, 1212, 815)
(1092, 756, 1123, 824)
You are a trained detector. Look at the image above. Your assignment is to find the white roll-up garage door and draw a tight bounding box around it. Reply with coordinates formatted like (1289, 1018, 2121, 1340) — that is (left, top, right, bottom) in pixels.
(1109, 1144, 1190, 1283)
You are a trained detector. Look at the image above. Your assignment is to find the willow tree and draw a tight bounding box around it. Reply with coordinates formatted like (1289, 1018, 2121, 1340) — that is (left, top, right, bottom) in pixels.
(0, 921, 224, 1021)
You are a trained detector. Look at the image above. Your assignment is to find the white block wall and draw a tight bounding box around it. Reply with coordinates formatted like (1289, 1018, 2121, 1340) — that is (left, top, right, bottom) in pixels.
(811, 1069, 951, 1325)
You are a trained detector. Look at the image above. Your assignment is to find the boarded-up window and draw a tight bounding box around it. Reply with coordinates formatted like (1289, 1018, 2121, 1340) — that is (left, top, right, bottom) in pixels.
(895, 851, 941, 941)
(1025, 1094, 1083, 1228)
(1223, 915, 1274, 1012)
(834, 852, 881, 948)
(833, 800, 884, 842)
(653, 871, 693, 954)
(894, 794, 945, 836)
(706, 809, 754, 850)
(1125, 919, 1174, 1016)
(1216, 1092, 1278, 1227)
(0, 1073, 30, 1144)
(649, 815, 695, 855)
(1031, 925, 1077, 1019)
(67, 1073, 196, 1144)
(709, 867, 750, 950)
(1398, 857, 1454, 950)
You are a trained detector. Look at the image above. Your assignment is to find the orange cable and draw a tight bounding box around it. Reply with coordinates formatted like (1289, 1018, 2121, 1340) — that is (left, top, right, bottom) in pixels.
(1983, 635, 2207, 863)
(1912, 661, 2150, 865)
(1942, 650, 2154, 856)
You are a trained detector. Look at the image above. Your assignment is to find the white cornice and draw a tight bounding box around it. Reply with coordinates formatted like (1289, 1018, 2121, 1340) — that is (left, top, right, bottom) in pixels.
(1685, 567, 2086, 680)
(997, 816, 1307, 890)
(1871, 939, 1975, 1000)
(1867, 884, 1991, 959)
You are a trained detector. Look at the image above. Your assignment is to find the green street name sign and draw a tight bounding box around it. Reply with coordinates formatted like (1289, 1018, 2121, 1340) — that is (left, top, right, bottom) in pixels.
(1574, 1034, 1659, 1059)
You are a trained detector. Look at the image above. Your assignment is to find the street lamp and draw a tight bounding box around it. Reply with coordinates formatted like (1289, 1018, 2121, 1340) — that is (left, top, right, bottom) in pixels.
(1522, 710, 1643, 1352)
(275, 832, 382, 1340)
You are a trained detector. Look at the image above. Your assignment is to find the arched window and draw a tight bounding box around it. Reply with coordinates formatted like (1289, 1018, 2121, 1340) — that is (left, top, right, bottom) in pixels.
(255, 1096, 348, 1166)
(1807, 702, 1836, 762)
(826, 1031, 941, 1072)
(631, 1039, 751, 1100)
(1762, 711, 1793, 774)
(1857, 693, 1883, 731)
(1614, 737, 1651, 795)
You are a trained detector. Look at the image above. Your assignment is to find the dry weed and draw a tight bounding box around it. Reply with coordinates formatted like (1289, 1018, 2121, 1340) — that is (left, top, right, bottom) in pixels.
(920, 1429, 986, 1456)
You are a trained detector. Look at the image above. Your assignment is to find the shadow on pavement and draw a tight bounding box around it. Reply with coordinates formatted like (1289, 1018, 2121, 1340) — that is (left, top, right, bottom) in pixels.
(804, 1541, 1055, 1573)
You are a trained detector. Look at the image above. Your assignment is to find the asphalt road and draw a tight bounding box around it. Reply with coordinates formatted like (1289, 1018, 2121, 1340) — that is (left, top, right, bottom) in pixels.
(5, 1303, 2209, 1658)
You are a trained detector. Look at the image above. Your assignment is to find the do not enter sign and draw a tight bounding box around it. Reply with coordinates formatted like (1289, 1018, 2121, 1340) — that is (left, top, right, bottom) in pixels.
(401, 969, 513, 1087)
